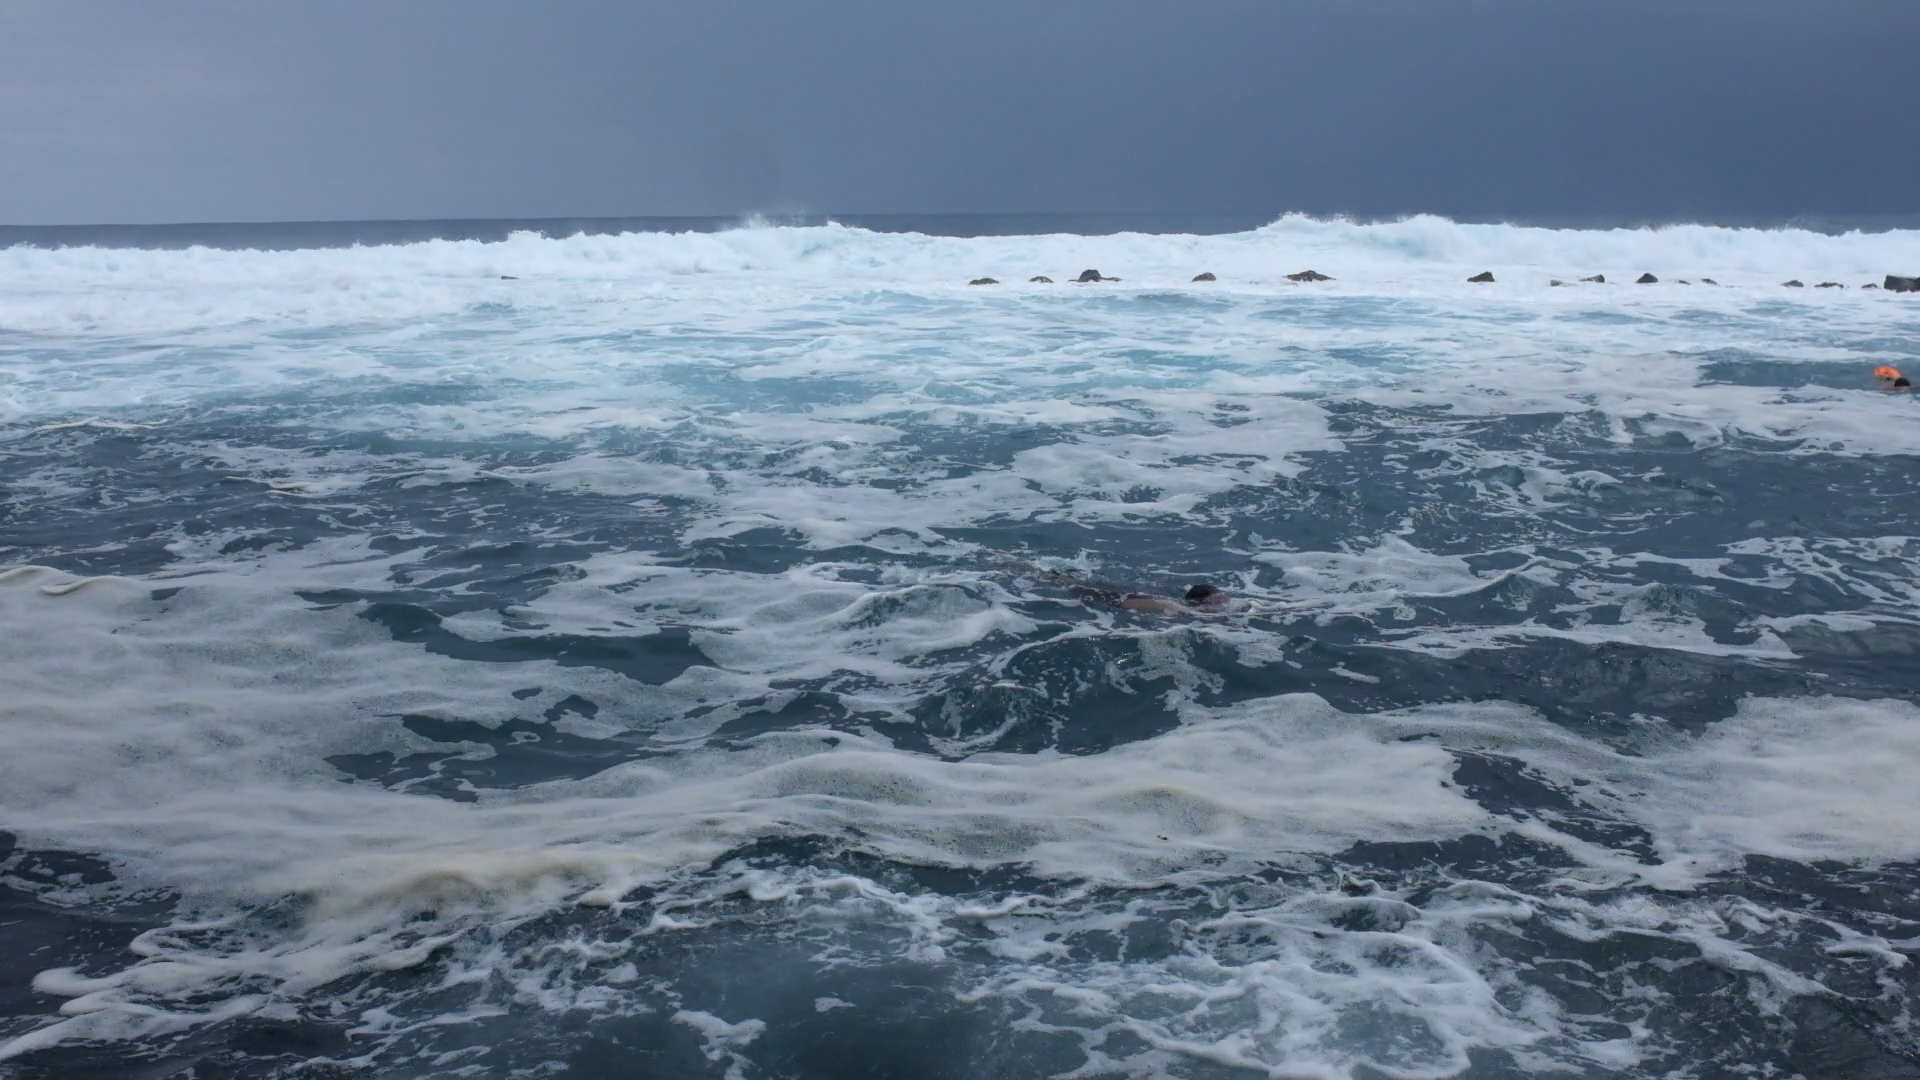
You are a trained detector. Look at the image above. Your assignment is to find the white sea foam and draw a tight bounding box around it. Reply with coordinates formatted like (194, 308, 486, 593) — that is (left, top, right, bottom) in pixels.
(3, 217, 1916, 455)
(4, 550, 1920, 1063)
(2, 216, 1914, 337)
(674, 1010, 766, 1080)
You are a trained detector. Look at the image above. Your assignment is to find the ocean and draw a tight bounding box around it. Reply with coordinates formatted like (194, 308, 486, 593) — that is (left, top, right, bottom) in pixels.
(1, 213, 1918, 1079)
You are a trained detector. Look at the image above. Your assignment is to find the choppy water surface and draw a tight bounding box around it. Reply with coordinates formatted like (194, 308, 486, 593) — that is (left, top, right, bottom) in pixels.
(3, 216, 1920, 1079)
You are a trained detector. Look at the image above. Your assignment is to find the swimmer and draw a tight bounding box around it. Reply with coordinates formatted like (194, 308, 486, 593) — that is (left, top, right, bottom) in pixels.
(1047, 572, 1237, 616)
(1875, 366, 1911, 390)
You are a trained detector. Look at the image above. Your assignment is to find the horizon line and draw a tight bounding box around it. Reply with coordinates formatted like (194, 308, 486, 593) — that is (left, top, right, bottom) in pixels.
(7, 209, 1920, 232)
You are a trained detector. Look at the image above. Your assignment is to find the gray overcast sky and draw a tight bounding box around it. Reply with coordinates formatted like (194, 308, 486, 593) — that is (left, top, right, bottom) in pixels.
(2, 1, 1917, 225)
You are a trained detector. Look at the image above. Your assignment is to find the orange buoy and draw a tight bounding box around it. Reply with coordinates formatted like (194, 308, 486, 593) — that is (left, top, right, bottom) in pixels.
(1874, 366, 1902, 382)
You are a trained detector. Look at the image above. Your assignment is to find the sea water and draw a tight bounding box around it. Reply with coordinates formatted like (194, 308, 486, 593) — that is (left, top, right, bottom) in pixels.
(1, 214, 1918, 1078)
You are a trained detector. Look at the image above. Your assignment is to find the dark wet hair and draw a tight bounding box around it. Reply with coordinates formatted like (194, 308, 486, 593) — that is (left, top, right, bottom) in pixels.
(1184, 584, 1222, 603)
(1897, 377, 1913, 388)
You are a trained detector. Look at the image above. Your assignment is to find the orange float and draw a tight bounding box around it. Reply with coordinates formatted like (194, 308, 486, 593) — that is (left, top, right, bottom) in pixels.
(1874, 366, 1903, 381)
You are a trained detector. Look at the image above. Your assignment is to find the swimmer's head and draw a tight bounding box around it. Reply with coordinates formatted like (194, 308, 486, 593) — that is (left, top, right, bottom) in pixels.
(1897, 376, 1913, 390)
(1875, 366, 1903, 383)
(1184, 583, 1225, 604)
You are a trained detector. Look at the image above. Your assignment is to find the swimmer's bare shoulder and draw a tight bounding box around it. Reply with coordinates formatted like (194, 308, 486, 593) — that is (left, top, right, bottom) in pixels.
(1120, 595, 1185, 615)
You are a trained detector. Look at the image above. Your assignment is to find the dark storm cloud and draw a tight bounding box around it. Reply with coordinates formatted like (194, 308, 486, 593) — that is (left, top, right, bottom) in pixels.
(1, 0, 1915, 224)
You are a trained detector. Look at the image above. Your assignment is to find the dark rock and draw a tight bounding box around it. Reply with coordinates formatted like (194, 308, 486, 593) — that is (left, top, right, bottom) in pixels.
(1863, 283, 1880, 290)
(1549, 280, 1566, 287)
(1701, 278, 1719, 285)
(1886, 275, 1920, 292)
(1783, 279, 1805, 287)
(1636, 273, 1658, 284)
(1287, 270, 1333, 282)
(1467, 271, 1494, 283)
(1029, 276, 1053, 284)
(1191, 272, 1216, 282)
(500, 275, 519, 280)
(969, 277, 999, 286)
(1075, 269, 1110, 283)
(1677, 280, 1691, 285)
(1580, 274, 1605, 283)
(1816, 281, 1844, 288)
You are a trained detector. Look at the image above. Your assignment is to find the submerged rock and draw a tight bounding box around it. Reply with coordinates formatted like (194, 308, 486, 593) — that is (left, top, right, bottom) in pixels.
(1075, 269, 1112, 283)
(1816, 282, 1844, 288)
(1864, 283, 1880, 290)
(1550, 279, 1567, 287)
(1581, 274, 1606, 283)
(1678, 280, 1691, 285)
(969, 277, 999, 286)
(1467, 271, 1494, 283)
(500, 275, 519, 280)
(1636, 273, 1658, 284)
(1287, 270, 1332, 282)
(1784, 279, 1805, 288)
(1701, 278, 1719, 285)
(1192, 272, 1216, 282)
(1886, 275, 1920, 292)
(1029, 276, 1053, 283)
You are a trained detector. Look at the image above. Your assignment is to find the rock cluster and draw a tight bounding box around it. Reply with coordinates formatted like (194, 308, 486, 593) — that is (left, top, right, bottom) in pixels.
(956, 270, 1920, 292)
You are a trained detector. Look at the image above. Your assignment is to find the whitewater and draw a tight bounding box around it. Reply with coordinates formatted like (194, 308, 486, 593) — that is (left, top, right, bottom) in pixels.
(2, 214, 1919, 1079)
